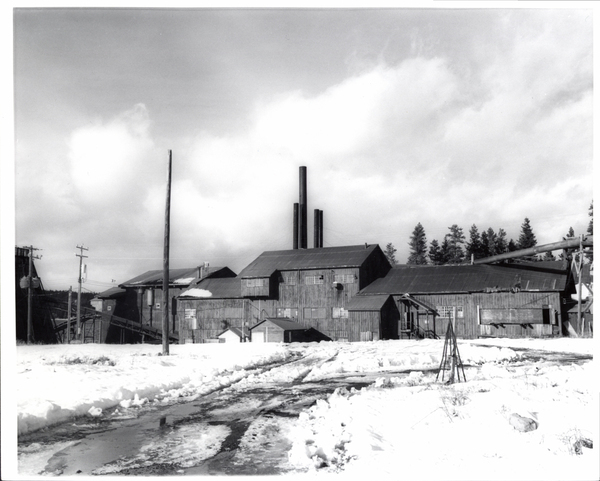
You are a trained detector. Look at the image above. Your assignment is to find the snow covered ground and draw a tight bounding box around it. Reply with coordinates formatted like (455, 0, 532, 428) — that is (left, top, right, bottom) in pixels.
(4, 337, 598, 480)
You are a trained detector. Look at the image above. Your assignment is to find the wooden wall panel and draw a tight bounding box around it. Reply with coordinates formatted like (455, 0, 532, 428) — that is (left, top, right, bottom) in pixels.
(413, 292, 563, 339)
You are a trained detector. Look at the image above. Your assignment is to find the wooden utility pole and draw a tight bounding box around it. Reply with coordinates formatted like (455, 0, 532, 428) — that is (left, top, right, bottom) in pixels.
(577, 234, 583, 335)
(67, 286, 72, 343)
(26, 245, 41, 344)
(75, 245, 88, 342)
(162, 150, 172, 356)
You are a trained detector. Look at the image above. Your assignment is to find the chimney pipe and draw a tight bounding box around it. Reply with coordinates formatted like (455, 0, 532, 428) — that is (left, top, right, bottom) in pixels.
(299, 166, 307, 249)
(314, 209, 320, 248)
(319, 209, 323, 248)
(293, 203, 299, 249)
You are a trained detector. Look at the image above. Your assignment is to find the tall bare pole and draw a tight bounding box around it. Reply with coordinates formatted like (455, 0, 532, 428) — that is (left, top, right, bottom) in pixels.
(27, 246, 34, 344)
(577, 234, 583, 334)
(25, 245, 41, 344)
(67, 286, 72, 343)
(162, 150, 172, 356)
(75, 245, 88, 342)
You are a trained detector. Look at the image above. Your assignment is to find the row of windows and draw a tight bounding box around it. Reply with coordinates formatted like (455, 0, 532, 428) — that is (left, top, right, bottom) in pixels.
(275, 307, 349, 319)
(436, 306, 464, 319)
(280, 274, 357, 285)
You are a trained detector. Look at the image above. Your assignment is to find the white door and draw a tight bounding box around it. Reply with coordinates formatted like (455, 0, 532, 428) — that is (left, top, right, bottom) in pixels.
(252, 331, 265, 343)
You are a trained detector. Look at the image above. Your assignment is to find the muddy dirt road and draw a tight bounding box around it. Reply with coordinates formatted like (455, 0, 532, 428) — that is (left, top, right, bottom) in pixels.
(18, 346, 591, 476)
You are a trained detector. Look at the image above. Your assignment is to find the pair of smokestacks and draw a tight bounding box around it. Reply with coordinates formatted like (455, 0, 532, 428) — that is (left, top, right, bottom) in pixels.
(293, 166, 323, 249)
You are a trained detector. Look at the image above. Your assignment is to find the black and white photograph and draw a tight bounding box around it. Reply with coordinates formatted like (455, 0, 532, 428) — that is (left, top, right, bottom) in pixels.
(2, 3, 597, 480)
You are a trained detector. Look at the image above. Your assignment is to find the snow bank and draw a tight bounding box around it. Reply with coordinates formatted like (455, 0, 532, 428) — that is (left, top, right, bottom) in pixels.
(15, 342, 289, 434)
(11, 338, 597, 480)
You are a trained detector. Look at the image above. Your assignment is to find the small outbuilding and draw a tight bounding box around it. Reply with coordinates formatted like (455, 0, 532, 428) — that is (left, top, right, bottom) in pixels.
(250, 318, 331, 343)
(217, 326, 249, 343)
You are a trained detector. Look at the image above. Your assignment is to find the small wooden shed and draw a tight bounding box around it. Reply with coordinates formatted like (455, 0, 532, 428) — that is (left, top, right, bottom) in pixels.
(217, 327, 249, 343)
(250, 318, 330, 343)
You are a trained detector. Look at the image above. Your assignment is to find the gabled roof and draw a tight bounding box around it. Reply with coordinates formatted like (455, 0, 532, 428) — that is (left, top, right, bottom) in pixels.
(179, 277, 243, 299)
(120, 266, 232, 288)
(360, 263, 568, 295)
(217, 326, 249, 338)
(239, 244, 385, 278)
(250, 318, 307, 331)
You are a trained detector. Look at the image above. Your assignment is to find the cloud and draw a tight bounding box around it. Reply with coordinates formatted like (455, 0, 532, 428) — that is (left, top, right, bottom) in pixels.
(69, 103, 159, 205)
(16, 9, 592, 288)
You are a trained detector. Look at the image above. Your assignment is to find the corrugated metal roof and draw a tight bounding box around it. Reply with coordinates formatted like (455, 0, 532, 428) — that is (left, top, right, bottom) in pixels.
(179, 277, 242, 299)
(346, 295, 391, 311)
(120, 268, 199, 287)
(239, 244, 383, 278)
(95, 287, 126, 299)
(250, 318, 307, 331)
(120, 266, 230, 288)
(360, 263, 568, 295)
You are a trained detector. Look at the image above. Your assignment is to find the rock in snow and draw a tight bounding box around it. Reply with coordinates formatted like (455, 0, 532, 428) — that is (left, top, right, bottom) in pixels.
(509, 413, 538, 432)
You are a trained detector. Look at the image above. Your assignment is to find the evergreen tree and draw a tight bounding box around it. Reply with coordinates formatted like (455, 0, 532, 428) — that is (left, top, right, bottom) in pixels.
(444, 224, 465, 264)
(441, 237, 452, 264)
(517, 218, 537, 262)
(517, 217, 537, 249)
(542, 251, 556, 261)
(483, 228, 497, 257)
(407, 223, 428, 265)
(558, 227, 575, 262)
(496, 228, 508, 254)
(507, 239, 518, 252)
(428, 239, 445, 265)
(480, 230, 490, 257)
(466, 225, 484, 260)
(384, 243, 398, 266)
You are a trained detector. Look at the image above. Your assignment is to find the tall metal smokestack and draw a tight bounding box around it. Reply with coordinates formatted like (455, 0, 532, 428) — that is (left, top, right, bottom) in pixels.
(314, 209, 320, 248)
(299, 166, 307, 249)
(293, 203, 299, 249)
(319, 209, 324, 248)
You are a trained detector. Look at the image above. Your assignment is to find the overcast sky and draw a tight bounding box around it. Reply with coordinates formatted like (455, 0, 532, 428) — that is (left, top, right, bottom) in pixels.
(10, 6, 594, 292)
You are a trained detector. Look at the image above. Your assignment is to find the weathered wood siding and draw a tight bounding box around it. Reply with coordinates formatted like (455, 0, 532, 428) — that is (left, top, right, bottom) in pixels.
(347, 311, 381, 342)
(177, 298, 251, 343)
(241, 276, 272, 298)
(411, 292, 563, 339)
(259, 267, 362, 341)
(251, 323, 285, 343)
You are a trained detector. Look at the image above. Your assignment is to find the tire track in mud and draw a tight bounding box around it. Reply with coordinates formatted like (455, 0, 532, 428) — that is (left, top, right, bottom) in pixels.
(18, 349, 344, 476)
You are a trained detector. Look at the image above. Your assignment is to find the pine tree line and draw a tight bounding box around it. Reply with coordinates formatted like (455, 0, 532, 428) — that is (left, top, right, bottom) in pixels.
(381, 202, 593, 266)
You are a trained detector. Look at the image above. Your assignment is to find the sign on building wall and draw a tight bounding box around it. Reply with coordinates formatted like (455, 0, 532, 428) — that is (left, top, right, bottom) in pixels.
(185, 309, 197, 330)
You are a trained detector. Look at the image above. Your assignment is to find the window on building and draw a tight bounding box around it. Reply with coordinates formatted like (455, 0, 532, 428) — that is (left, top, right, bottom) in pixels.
(332, 307, 349, 318)
(304, 307, 327, 319)
(437, 306, 463, 319)
(277, 308, 298, 319)
(305, 275, 324, 285)
(333, 274, 355, 284)
(282, 275, 297, 285)
(245, 278, 265, 288)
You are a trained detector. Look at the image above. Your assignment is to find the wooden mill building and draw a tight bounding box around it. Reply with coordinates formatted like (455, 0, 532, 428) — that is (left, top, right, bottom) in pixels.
(177, 244, 393, 343)
(115, 265, 236, 340)
(356, 261, 571, 339)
